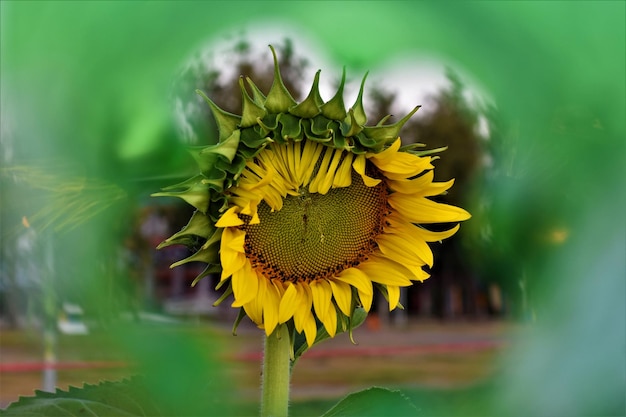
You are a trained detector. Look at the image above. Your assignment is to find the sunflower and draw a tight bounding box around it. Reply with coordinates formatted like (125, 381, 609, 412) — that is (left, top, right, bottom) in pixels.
(155, 46, 470, 347)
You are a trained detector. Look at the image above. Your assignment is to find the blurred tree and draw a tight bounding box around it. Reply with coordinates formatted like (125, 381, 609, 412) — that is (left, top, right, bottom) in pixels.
(367, 84, 397, 127)
(407, 70, 483, 203)
(401, 70, 487, 319)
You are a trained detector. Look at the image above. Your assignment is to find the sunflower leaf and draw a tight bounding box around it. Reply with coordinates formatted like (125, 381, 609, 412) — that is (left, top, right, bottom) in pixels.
(321, 387, 419, 417)
(0, 378, 161, 417)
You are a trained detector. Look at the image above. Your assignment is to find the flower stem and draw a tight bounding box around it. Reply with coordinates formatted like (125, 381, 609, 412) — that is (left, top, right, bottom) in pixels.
(261, 324, 291, 417)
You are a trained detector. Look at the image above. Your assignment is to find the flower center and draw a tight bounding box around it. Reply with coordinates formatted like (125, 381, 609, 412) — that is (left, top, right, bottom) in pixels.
(242, 168, 389, 282)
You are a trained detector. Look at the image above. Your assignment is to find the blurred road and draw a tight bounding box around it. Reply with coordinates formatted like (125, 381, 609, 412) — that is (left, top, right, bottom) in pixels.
(1, 317, 512, 406)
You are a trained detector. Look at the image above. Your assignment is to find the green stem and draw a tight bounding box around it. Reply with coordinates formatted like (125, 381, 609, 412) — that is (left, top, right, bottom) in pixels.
(261, 324, 291, 417)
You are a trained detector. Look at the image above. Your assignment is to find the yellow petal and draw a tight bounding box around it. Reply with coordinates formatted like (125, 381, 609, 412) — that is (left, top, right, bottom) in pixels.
(403, 264, 430, 283)
(387, 213, 462, 242)
(249, 209, 260, 225)
(358, 286, 373, 312)
(332, 153, 353, 188)
(302, 311, 318, 347)
(419, 179, 456, 197)
(293, 283, 313, 332)
(388, 194, 471, 223)
(231, 261, 258, 307)
(324, 302, 338, 337)
(329, 279, 352, 316)
(352, 154, 381, 187)
(386, 285, 400, 311)
(370, 152, 433, 179)
(336, 268, 375, 312)
(310, 280, 332, 324)
(219, 228, 247, 280)
(287, 140, 299, 185)
(387, 171, 452, 195)
(357, 255, 413, 287)
(317, 149, 344, 195)
(367, 139, 433, 178)
(263, 279, 281, 335)
(376, 233, 433, 267)
(300, 140, 325, 186)
(335, 267, 373, 310)
(220, 252, 246, 282)
(215, 206, 243, 227)
(367, 138, 401, 159)
(278, 283, 298, 323)
(243, 162, 274, 190)
(308, 146, 334, 193)
(242, 277, 264, 325)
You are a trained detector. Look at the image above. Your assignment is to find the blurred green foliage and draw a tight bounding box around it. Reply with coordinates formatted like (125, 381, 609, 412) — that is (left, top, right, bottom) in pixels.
(1, 1, 624, 416)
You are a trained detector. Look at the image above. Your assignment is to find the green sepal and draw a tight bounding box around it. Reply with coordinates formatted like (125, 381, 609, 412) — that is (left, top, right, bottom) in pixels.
(200, 227, 222, 250)
(349, 72, 369, 126)
(412, 146, 448, 156)
(191, 264, 221, 287)
(196, 89, 241, 142)
(212, 283, 234, 306)
(348, 142, 367, 155)
(200, 129, 240, 161)
(238, 132, 272, 156)
(232, 308, 247, 336)
(353, 132, 386, 152)
(169, 244, 219, 268)
(188, 129, 240, 177)
(362, 105, 421, 145)
(187, 146, 222, 177)
(239, 77, 266, 128)
(376, 114, 393, 126)
(289, 70, 323, 118)
(222, 153, 249, 181)
(206, 198, 230, 224)
(312, 115, 335, 138)
(157, 234, 198, 250)
(157, 211, 213, 249)
(152, 181, 209, 213)
(321, 67, 347, 120)
(331, 133, 353, 151)
(158, 174, 202, 192)
(245, 76, 267, 106)
(302, 120, 333, 143)
(265, 45, 297, 113)
(399, 142, 425, 150)
(256, 113, 279, 136)
(201, 175, 227, 191)
(237, 138, 274, 161)
(340, 108, 364, 137)
(277, 113, 303, 141)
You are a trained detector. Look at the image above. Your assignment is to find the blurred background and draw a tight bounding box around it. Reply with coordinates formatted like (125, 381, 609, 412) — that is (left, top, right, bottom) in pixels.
(1, 2, 624, 416)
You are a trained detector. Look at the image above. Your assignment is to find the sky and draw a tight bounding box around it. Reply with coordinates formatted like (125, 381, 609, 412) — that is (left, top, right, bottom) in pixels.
(174, 21, 492, 143)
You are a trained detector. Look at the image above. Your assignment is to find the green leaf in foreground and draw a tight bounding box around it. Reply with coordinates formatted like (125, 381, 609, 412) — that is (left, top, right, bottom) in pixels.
(321, 387, 419, 417)
(0, 378, 161, 417)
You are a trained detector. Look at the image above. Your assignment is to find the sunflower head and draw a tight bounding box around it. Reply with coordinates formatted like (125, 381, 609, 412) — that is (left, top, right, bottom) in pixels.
(155, 46, 470, 348)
